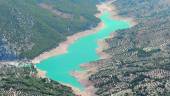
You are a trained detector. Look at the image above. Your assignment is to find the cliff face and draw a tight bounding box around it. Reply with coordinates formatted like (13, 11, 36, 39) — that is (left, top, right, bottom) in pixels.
(89, 0, 170, 96)
(0, 0, 100, 60)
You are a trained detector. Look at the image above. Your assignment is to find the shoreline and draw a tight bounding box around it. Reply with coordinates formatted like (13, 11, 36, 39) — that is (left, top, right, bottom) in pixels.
(71, 1, 137, 96)
(31, 1, 137, 96)
(0, 1, 136, 96)
(32, 21, 104, 64)
(96, 1, 137, 26)
(31, 1, 105, 95)
(71, 63, 99, 96)
(32, 23, 104, 64)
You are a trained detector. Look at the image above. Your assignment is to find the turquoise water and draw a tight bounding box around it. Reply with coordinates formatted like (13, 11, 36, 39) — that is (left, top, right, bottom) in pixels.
(36, 12, 130, 90)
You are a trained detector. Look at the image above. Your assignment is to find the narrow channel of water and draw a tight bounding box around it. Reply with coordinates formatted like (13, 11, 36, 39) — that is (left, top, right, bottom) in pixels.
(36, 11, 130, 90)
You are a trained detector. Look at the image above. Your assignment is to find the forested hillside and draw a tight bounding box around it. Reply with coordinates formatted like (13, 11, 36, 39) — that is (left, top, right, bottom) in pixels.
(0, 63, 75, 96)
(89, 0, 170, 95)
(0, 0, 100, 60)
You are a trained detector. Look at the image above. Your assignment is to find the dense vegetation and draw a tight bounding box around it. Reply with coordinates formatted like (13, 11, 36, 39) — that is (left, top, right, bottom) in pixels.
(89, 0, 170, 96)
(0, 0, 100, 60)
(0, 63, 75, 96)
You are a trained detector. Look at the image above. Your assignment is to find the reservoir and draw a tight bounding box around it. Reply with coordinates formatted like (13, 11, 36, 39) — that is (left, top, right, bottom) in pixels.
(36, 11, 130, 90)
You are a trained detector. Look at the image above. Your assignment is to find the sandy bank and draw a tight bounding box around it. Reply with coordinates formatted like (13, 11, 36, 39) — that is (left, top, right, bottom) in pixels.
(36, 69, 46, 78)
(32, 1, 105, 95)
(32, 1, 137, 96)
(71, 63, 99, 96)
(31, 0, 137, 64)
(96, 1, 137, 26)
(71, 1, 137, 96)
(32, 23, 104, 64)
(95, 1, 137, 62)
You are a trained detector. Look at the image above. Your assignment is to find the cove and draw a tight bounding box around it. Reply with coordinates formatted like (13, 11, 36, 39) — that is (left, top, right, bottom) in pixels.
(36, 11, 130, 90)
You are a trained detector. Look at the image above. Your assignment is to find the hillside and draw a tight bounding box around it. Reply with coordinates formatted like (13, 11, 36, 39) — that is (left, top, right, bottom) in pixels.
(0, 0, 100, 60)
(0, 63, 75, 96)
(89, 0, 170, 96)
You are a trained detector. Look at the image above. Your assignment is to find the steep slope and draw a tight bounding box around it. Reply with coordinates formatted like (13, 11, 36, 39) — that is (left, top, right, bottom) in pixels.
(89, 0, 170, 96)
(0, 0, 100, 60)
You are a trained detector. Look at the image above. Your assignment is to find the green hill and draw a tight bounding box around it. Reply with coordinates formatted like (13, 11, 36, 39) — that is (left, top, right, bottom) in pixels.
(0, 0, 100, 60)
